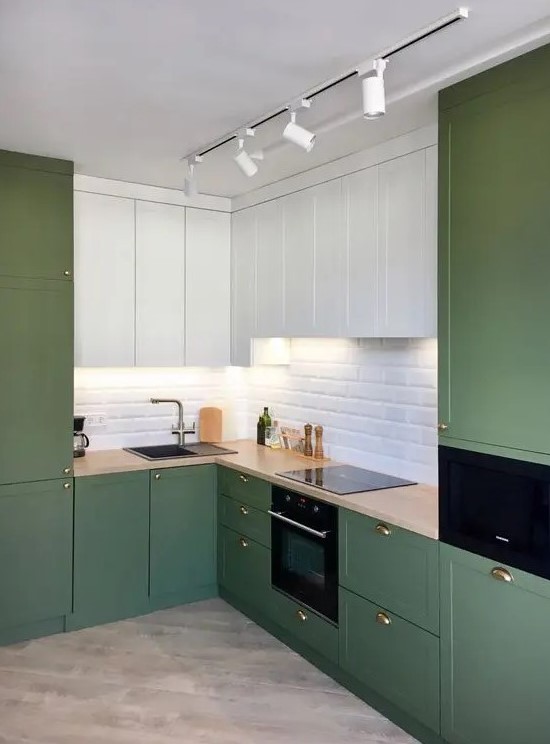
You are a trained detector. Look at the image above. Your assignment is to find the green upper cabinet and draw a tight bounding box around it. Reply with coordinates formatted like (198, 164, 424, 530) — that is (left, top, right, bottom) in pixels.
(150, 465, 217, 605)
(438, 44, 550, 458)
(0, 151, 73, 281)
(440, 543, 550, 744)
(0, 277, 73, 485)
(0, 479, 73, 638)
(70, 471, 150, 630)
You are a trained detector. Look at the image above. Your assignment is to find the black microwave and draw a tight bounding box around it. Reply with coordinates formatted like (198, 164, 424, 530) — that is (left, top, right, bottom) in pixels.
(439, 446, 550, 579)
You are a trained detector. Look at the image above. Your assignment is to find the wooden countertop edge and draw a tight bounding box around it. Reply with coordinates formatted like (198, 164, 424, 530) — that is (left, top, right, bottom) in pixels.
(74, 440, 439, 541)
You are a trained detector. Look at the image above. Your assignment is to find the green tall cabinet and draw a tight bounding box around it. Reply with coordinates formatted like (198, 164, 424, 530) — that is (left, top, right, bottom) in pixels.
(438, 44, 550, 461)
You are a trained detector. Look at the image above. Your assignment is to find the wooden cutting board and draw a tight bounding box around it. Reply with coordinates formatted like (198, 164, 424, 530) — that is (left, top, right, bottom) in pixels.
(199, 407, 223, 443)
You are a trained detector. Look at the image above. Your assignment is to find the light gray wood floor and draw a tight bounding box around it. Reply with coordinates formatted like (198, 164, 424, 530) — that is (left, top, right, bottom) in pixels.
(0, 599, 418, 743)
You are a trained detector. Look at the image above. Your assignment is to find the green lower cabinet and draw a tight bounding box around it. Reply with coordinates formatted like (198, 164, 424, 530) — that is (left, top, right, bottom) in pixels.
(68, 471, 150, 630)
(0, 480, 73, 645)
(218, 466, 271, 511)
(218, 493, 270, 548)
(218, 525, 272, 615)
(440, 544, 550, 744)
(340, 588, 440, 734)
(149, 465, 217, 608)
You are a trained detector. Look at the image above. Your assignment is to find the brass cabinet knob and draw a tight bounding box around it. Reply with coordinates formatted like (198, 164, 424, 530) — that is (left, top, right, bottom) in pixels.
(63, 270, 72, 278)
(438, 423, 449, 432)
(375, 523, 391, 537)
(239, 505, 249, 516)
(239, 474, 248, 484)
(376, 611, 391, 626)
(296, 609, 308, 622)
(239, 537, 249, 548)
(154, 473, 161, 480)
(491, 567, 514, 583)
(63, 467, 71, 475)
(63, 482, 72, 490)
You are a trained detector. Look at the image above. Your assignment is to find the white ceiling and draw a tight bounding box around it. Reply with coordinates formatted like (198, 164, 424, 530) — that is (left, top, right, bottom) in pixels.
(0, 0, 549, 197)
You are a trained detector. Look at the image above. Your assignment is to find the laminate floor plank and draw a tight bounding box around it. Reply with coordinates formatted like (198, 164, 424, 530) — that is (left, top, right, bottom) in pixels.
(0, 599, 418, 744)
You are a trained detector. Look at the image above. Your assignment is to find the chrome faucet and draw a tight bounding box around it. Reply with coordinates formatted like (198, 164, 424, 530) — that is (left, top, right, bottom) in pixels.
(150, 398, 196, 447)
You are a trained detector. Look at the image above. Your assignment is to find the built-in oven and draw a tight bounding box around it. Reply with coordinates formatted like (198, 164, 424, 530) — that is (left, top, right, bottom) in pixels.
(270, 486, 338, 623)
(439, 446, 550, 579)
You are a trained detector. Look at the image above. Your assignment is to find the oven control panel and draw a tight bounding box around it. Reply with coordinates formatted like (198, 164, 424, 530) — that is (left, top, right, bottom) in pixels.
(272, 486, 336, 530)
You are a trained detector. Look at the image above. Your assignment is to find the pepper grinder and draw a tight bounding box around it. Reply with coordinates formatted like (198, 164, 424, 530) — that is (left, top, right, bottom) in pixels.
(314, 425, 324, 460)
(304, 424, 313, 457)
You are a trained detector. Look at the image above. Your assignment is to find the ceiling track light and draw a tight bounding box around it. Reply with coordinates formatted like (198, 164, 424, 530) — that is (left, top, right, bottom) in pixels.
(283, 100, 316, 152)
(233, 128, 259, 177)
(183, 155, 202, 197)
(362, 58, 387, 120)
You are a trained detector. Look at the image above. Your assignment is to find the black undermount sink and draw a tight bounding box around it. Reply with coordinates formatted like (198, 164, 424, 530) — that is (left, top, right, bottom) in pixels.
(124, 443, 237, 461)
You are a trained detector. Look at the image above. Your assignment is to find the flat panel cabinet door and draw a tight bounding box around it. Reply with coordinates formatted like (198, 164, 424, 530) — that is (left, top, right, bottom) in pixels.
(283, 189, 315, 336)
(0, 277, 73, 485)
(231, 209, 255, 366)
(255, 200, 284, 337)
(312, 180, 345, 336)
(378, 149, 435, 337)
(150, 466, 216, 600)
(440, 544, 550, 744)
(0, 480, 73, 632)
(135, 200, 186, 366)
(438, 82, 550, 453)
(185, 209, 231, 366)
(74, 191, 135, 366)
(344, 166, 378, 336)
(0, 163, 73, 281)
(71, 471, 150, 629)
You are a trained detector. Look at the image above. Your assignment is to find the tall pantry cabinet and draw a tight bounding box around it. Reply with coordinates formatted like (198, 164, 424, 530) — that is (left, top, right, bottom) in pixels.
(0, 149, 74, 645)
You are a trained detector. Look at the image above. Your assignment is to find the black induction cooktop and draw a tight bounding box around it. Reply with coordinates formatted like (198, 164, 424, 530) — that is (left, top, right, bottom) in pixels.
(276, 465, 416, 495)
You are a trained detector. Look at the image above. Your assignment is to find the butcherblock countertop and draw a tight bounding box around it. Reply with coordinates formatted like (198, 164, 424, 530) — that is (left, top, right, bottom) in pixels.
(74, 440, 438, 540)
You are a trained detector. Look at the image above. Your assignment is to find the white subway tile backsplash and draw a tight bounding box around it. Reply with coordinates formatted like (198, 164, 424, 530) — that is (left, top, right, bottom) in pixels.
(74, 338, 438, 485)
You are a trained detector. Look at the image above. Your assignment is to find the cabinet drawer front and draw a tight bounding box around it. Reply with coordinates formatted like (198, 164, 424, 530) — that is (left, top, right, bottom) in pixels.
(218, 526, 272, 611)
(340, 588, 440, 733)
(270, 588, 338, 665)
(218, 467, 271, 511)
(339, 509, 439, 634)
(219, 494, 270, 548)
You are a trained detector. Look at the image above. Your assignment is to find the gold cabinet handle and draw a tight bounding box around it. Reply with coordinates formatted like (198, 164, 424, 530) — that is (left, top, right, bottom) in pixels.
(437, 423, 449, 432)
(239, 474, 249, 483)
(154, 473, 161, 480)
(63, 467, 71, 475)
(239, 505, 249, 516)
(239, 537, 249, 548)
(63, 270, 72, 278)
(491, 567, 514, 583)
(296, 609, 308, 622)
(63, 482, 72, 490)
(376, 611, 391, 626)
(375, 523, 391, 537)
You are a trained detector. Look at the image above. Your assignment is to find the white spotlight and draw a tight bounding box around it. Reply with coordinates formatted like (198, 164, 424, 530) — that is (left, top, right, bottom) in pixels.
(283, 111, 316, 152)
(362, 58, 387, 119)
(234, 138, 258, 177)
(184, 162, 198, 197)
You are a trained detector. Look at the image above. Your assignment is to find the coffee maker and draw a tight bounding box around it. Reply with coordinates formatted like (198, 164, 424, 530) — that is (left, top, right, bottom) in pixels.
(74, 416, 90, 458)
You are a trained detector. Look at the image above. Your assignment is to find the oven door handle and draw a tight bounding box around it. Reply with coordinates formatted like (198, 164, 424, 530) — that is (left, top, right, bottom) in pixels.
(268, 510, 329, 539)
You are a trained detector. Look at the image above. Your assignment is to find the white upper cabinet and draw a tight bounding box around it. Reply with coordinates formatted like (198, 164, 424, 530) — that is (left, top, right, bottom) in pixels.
(255, 199, 284, 338)
(283, 189, 315, 336)
(74, 191, 135, 366)
(231, 209, 256, 366)
(185, 208, 231, 367)
(377, 148, 436, 337)
(135, 200, 186, 366)
(344, 166, 379, 337)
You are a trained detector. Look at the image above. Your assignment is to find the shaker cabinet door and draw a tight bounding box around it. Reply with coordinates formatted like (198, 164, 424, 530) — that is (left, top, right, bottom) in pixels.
(231, 209, 256, 366)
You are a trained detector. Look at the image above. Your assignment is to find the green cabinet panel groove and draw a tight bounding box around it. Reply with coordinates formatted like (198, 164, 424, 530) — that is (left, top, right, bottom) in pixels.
(440, 544, 550, 744)
(340, 587, 440, 734)
(339, 509, 439, 634)
(0, 480, 73, 635)
(150, 465, 217, 603)
(0, 277, 73, 485)
(218, 525, 273, 616)
(69, 471, 150, 630)
(0, 162, 73, 281)
(218, 493, 270, 548)
(438, 45, 550, 457)
(218, 466, 271, 511)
